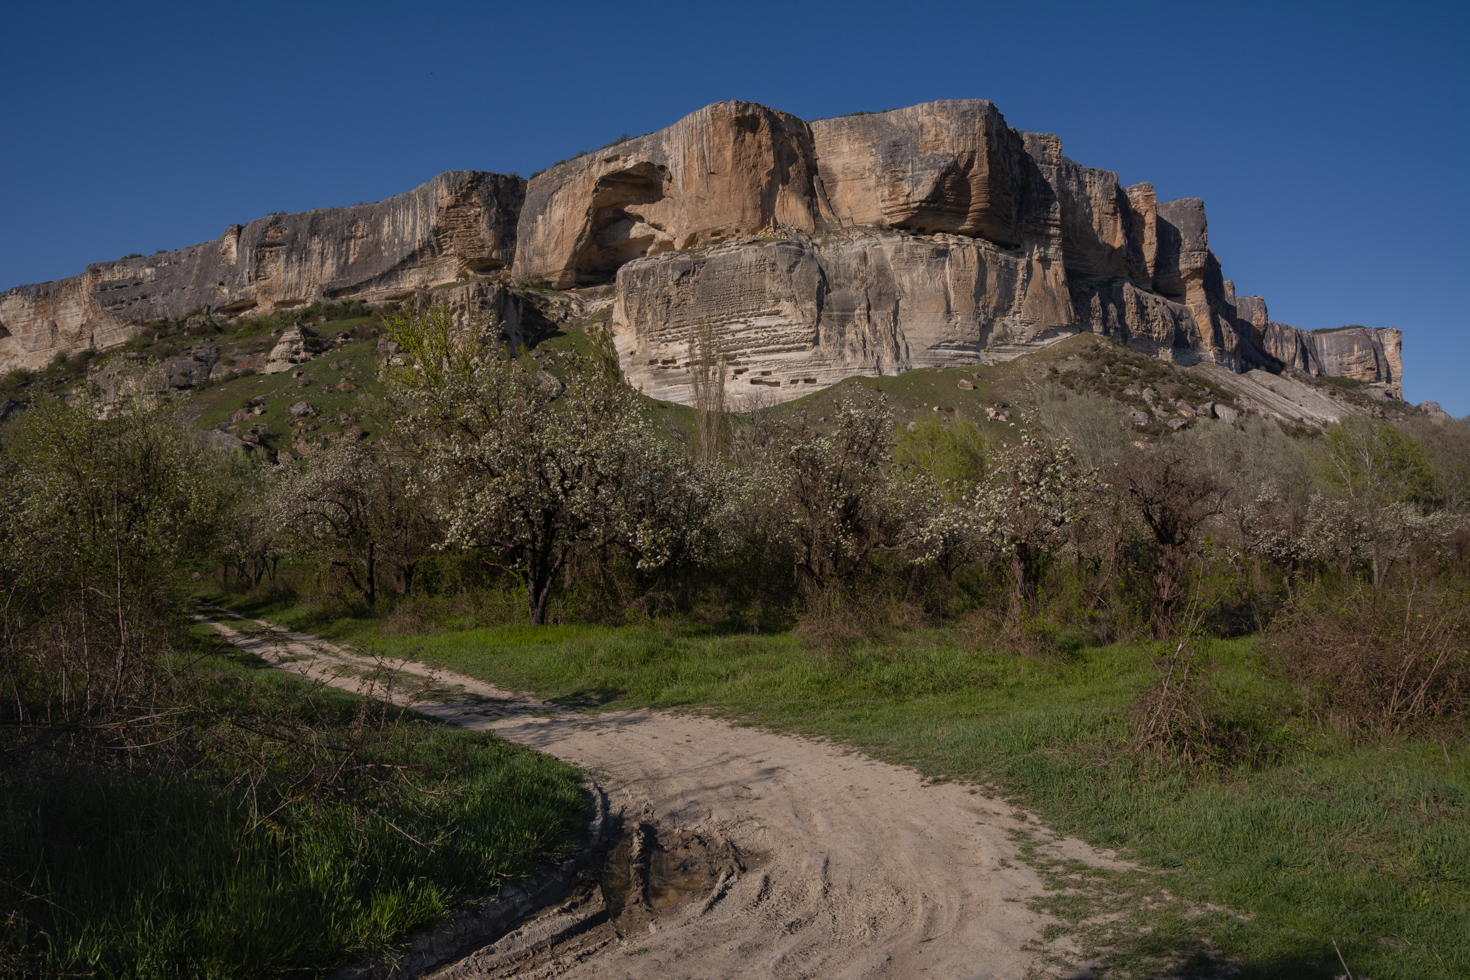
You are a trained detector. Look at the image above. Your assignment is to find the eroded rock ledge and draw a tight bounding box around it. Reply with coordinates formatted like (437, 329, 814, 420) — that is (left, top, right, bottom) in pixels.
(0, 100, 1402, 403)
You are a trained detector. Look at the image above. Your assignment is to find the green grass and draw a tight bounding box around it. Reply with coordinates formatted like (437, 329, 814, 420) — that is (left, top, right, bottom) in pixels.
(236, 601, 1470, 979)
(0, 631, 587, 979)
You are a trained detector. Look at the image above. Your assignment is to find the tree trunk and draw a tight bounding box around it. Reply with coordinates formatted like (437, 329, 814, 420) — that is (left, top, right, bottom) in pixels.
(527, 574, 552, 626)
(365, 541, 377, 607)
(525, 545, 555, 626)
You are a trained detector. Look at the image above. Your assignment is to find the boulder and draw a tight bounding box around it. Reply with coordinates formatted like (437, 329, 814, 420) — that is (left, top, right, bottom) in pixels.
(205, 431, 250, 452)
(264, 325, 320, 374)
(162, 356, 212, 388)
(534, 369, 565, 399)
(287, 401, 316, 417)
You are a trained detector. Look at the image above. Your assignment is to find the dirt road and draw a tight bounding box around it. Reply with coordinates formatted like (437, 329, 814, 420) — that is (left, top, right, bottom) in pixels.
(201, 611, 1122, 979)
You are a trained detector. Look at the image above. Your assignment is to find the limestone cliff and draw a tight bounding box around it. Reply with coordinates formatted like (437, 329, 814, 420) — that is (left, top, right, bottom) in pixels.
(1, 99, 1404, 403)
(614, 232, 1084, 404)
(0, 171, 522, 372)
(597, 100, 1401, 403)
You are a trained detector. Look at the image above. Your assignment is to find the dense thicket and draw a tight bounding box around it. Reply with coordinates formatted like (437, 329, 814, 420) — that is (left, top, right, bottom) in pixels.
(231, 305, 1470, 736)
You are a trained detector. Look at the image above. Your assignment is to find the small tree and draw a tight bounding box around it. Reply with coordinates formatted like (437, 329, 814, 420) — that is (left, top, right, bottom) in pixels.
(754, 400, 903, 591)
(0, 389, 228, 727)
(1321, 418, 1437, 589)
(383, 305, 713, 625)
(687, 319, 729, 464)
(1110, 446, 1229, 633)
(219, 453, 286, 589)
(273, 440, 436, 606)
(963, 432, 1096, 621)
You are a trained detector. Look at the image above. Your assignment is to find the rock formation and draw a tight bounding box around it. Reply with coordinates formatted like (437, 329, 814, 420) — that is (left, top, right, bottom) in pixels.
(262, 325, 322, 374)
(1, 99, 1404, 405)
(0, 171, 522, 372)
(562, 101, 1400, 404)
(513, 101, 830, 289)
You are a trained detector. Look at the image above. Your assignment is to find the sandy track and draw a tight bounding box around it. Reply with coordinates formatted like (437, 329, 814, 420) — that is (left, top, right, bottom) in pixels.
(200, 612, 1121, 979)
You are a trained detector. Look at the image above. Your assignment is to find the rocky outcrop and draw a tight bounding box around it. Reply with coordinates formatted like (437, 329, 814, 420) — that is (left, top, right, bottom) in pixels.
(810, 102, 1047, 247)
(614, 233, 1084, 403)
(607, 100, 1371, 401)
(0, 171, 523, 372)
(410, 280, 541, 350)
(1258, 323, 1403, 389)
(602, 101, 1406, 403)
(513, 101, 830, 288)
(1220, 282, 1402, 395)
(263, 325, 322, 374)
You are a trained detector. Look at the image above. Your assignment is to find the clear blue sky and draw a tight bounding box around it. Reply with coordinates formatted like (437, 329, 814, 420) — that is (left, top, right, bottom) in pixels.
(4, 2, 1466, 414)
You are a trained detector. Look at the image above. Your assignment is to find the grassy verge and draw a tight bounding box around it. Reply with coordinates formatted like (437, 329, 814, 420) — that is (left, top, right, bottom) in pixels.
(0, 625, 587, 980)
(236, 598, 1470, 980)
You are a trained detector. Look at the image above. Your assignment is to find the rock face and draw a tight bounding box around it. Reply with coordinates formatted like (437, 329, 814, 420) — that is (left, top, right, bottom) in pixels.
(614, 233, 1083, 403)
(600, 100, 1403, 403)
(513, 101, 830, 288)
(0, 171, 523, 372)
(1, 99, 1404, 403)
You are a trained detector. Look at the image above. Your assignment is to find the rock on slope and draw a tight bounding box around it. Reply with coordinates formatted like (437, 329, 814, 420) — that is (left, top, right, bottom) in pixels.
(1, 100, 1402, 407)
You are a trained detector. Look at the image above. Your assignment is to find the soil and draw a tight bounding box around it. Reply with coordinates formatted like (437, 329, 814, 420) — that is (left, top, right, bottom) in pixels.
(200, 611, 1132, 978)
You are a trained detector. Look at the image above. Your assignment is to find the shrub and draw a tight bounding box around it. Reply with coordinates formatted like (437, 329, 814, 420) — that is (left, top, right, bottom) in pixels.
(1109, 446, 1229, 634)
(1268, 581, 1470, 734)
(1129, 630, 1218, 765)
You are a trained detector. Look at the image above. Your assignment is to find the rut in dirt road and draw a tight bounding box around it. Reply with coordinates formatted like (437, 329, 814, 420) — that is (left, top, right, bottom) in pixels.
(200, 610, 1133, 979)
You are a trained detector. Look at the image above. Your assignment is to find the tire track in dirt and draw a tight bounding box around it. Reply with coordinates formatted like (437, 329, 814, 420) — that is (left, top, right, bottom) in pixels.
(199, 610, 1129, 978)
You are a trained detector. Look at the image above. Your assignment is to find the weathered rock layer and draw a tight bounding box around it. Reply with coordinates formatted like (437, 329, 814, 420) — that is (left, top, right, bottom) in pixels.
(2, 100, 1402, 402)
(0, 171, 522, 371)
(586, 101, 1402, 402)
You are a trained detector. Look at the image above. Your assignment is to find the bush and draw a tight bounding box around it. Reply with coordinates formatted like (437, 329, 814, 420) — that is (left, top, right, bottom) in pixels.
(1268, 581, 1470, 734)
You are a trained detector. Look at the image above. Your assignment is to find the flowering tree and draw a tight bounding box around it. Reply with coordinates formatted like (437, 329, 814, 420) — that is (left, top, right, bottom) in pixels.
(752, 400, 905, 590)
(382, 304, 718, 625)
(963, 432, 1097, 620)
(271, 440, 436, 606)
(1321, 418, 1437, 589)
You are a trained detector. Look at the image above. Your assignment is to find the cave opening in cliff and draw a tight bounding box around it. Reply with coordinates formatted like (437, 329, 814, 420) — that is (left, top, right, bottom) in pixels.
(573, 162, 669, 285)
